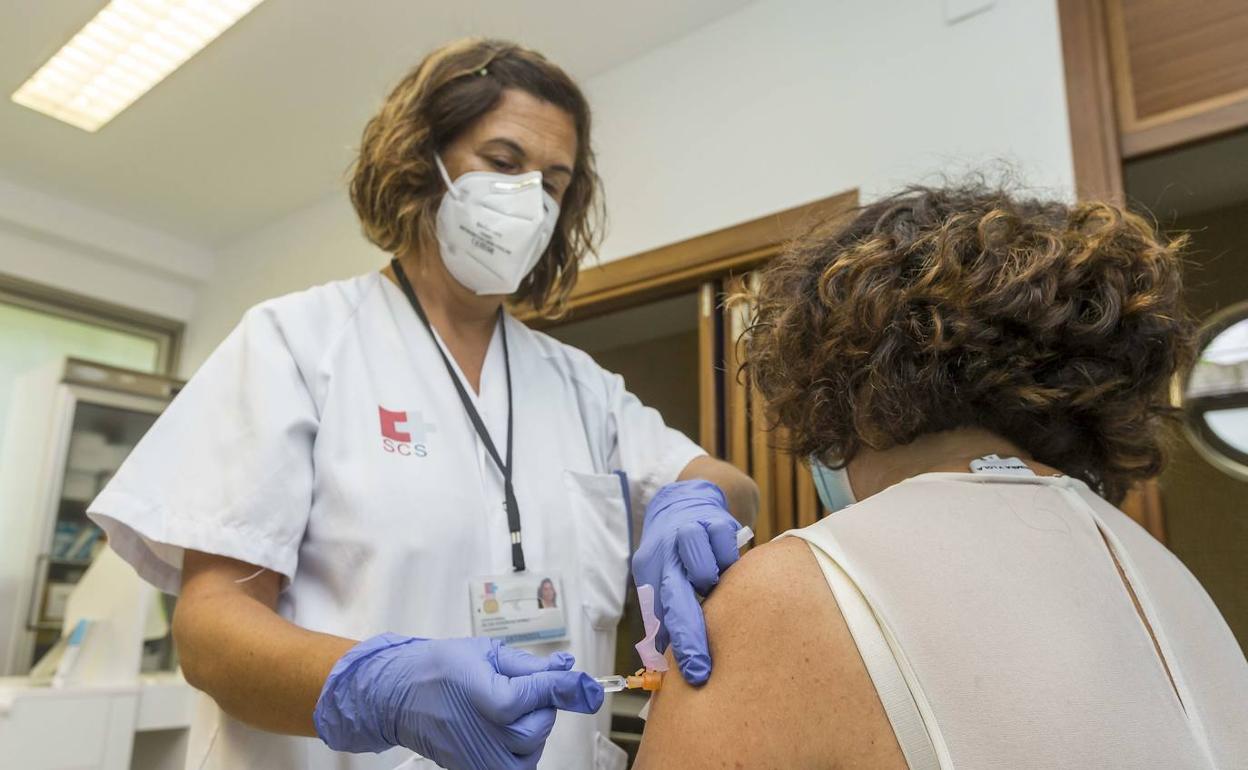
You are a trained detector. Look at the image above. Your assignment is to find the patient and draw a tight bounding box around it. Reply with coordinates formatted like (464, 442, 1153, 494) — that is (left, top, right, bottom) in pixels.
(634, 185, 1248, 769)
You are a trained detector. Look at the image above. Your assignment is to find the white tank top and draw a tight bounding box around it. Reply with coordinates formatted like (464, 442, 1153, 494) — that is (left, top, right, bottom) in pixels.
(783, 472, 1248, 769)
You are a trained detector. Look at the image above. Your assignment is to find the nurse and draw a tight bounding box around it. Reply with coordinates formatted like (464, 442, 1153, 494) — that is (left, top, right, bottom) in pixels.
(88, 38, 757, 770)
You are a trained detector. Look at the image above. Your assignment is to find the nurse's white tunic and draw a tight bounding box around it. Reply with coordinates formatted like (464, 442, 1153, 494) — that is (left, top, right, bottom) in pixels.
(88, 272, 706, 770)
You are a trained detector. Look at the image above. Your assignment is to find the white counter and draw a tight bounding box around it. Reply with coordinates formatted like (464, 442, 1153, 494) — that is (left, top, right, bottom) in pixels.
(0, 672, 193, 770)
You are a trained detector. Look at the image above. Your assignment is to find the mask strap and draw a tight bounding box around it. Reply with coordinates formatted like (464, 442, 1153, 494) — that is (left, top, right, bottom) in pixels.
(434, 154, 459, 200)
(811, 457, 857, 513)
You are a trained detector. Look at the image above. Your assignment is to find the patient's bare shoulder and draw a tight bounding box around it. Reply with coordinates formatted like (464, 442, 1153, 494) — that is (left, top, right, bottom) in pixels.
(633, 536, 905, 770)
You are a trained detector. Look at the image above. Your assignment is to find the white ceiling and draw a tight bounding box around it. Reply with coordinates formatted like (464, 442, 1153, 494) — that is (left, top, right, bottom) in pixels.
(0, 0, 752, 246)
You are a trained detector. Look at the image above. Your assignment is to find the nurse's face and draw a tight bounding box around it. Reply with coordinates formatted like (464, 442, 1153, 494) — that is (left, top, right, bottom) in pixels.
(440, 88, 578, 206)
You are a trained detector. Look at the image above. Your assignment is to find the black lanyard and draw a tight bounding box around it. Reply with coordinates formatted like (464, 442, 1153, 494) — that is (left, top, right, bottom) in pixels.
(390, 258, 526, 572)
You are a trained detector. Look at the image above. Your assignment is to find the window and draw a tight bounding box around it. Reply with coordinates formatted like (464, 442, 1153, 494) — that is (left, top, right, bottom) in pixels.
(0, 273, 182, 446)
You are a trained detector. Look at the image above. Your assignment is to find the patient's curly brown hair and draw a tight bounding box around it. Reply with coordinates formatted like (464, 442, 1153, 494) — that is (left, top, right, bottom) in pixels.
(746, 184, 1196, 504)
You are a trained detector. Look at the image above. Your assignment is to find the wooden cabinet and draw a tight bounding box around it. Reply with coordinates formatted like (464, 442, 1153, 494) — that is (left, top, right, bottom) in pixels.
(1063, 0, 1248, 170)
(1106, 0, 1248, 157)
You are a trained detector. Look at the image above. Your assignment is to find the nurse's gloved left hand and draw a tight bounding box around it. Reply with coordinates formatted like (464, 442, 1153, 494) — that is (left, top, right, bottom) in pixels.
(633, 479, 742, 686)
(314, 634, 603, 770)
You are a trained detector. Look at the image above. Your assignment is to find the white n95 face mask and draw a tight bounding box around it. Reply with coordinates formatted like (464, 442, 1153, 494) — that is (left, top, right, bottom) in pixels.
(810, 457, 857, 514)
(434, 154, 560, 296)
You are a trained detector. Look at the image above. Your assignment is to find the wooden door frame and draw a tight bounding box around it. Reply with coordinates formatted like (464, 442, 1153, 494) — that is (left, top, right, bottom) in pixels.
(516, 189, 859, 327)
(1057, 0, 1126, 202)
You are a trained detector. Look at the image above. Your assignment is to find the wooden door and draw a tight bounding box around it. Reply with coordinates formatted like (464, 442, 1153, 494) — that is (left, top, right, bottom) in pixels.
(701, 271, 823, 544)
(697, 281, 721, 456)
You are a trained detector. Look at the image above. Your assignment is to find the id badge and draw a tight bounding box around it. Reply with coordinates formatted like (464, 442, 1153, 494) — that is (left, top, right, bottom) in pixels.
(468, 571, 570, 645)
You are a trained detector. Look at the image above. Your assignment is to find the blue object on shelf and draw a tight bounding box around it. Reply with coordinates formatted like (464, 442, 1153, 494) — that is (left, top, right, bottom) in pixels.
(51, 521, 79, 559)
(68, 526, 101, 562)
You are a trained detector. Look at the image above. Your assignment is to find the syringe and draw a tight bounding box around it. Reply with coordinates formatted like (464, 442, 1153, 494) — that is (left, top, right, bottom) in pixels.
(594, 669, 664, 693)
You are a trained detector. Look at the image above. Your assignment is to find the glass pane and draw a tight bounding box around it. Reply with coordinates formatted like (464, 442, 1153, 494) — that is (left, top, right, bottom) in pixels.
(1188, 318, 1248, 398)
(34, 403, 163, 665)
(55, 403, 159, 559)
(0, 300, 161, 449)
(1207, 407, 1248, 454)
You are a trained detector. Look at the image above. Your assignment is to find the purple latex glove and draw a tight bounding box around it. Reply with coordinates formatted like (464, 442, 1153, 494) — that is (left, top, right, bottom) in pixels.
(314, 634, 603, 770)
(632, 479, 742, 685)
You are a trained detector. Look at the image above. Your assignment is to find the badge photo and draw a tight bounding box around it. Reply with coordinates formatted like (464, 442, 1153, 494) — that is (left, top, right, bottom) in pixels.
(468, 571, 570, 646)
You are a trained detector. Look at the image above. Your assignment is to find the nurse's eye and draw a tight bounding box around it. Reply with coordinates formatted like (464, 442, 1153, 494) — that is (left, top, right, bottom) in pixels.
(489, 157, 519, 173)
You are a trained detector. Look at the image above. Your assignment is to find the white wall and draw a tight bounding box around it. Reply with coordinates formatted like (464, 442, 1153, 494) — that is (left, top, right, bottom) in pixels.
(181, 0, 1075, 372)
(179, 192, 387, 374)
(0, 176, 213, 323)
(587, 0, 1074, 259)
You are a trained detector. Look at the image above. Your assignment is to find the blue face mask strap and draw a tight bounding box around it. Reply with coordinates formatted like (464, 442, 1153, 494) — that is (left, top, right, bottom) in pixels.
(811, 461, 834, 511)
(810, 457, 857, 514)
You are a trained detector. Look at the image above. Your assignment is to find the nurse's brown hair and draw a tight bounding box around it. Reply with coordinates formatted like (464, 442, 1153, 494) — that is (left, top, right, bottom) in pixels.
(350, 38, 602, 315)
(746, 184, 1196, 504)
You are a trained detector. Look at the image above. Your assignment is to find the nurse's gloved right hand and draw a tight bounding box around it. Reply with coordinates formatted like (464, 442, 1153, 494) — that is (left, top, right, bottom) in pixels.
(314, 633, 603, 770)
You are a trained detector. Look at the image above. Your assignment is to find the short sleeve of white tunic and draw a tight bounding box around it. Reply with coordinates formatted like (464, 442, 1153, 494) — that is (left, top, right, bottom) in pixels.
(88, 273, 706, 596)
(88, 296, 327, 595)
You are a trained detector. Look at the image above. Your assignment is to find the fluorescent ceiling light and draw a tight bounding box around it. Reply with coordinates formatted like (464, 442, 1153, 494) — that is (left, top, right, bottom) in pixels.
(11, 0, 265, 132)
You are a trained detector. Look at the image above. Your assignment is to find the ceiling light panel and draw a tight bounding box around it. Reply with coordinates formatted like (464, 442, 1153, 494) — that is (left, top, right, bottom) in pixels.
(11, 0, 265, 132)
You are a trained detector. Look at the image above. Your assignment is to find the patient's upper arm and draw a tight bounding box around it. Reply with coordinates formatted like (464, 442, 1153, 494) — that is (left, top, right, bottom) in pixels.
(633, 537, 905, 770)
